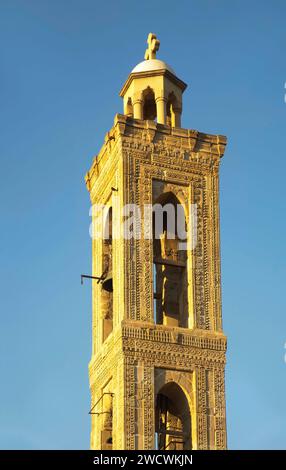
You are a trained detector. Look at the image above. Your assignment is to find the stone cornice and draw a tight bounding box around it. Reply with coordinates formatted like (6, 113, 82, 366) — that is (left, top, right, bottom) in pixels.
(119, 69, 187, 97)
(89, 321, 227, 385)
(85, 114, 227, 193)
(121, 321, 227, 351)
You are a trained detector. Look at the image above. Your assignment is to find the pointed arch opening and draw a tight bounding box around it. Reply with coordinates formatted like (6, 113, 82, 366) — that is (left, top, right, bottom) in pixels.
(152, 192, 188, 327)
(155, 382, 192, 450)
(101, 392, 113, 450)
(125, 97, 133, 117)
(102, 207, 113, 342)
(166, 92, 181, 127)
(142, 87, 157, 121)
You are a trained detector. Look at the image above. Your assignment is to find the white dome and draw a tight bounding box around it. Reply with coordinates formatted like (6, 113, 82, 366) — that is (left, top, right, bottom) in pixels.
(131, 59, 175, 75)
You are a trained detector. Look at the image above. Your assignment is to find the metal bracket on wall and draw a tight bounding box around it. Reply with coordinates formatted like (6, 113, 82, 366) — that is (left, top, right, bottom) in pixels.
(81, 274, 105, 285)
(89, 392, 114, 415)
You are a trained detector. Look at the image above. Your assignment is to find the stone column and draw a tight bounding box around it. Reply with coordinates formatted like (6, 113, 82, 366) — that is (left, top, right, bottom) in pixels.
(133, 93, 143, 120)
(124, 98, 133, 117)
(156, 97, 167, 125)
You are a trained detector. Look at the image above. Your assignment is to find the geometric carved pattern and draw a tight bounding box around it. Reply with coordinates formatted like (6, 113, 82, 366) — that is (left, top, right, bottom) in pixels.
(85, 114, 227, 450)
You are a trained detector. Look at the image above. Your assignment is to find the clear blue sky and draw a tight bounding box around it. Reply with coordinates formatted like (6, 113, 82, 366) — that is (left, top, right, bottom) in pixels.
(1, 0, 285, 450)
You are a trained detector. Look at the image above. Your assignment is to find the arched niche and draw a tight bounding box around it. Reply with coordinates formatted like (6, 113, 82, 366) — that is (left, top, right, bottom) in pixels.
(142, 87, 157, 121)
(155, 382, 192, 450)
(152, 192, 188, 327)
(166, 91, 181, 127)
(101, 390, 113, 450)
(125, 97, 133, 117)
(102, 207, 113, 342)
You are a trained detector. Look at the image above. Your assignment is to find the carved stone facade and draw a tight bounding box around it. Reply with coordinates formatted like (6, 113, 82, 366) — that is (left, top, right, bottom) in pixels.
(86, 114, 227, 450)
(85, 36, 227, 450)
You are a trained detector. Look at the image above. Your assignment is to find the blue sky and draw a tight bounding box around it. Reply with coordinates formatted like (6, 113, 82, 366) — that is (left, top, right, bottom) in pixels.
(1, 0, 285, 449)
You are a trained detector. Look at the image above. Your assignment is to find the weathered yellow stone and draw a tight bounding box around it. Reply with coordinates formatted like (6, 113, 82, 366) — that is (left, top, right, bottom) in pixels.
(86, 34, 227, 450)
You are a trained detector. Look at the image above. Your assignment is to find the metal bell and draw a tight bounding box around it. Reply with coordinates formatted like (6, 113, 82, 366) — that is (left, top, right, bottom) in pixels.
(102, 270, 113, 292)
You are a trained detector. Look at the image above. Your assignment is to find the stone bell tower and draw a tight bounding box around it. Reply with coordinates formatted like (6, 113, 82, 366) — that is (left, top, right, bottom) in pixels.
(85, 33, 227, 450)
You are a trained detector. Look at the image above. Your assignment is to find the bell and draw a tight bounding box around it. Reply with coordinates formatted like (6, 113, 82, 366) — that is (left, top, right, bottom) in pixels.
(102, 270, 113, 292)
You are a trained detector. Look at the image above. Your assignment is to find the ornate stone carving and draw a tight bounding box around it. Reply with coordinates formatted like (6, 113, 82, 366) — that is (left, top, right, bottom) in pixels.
(86, 114, 227, 450)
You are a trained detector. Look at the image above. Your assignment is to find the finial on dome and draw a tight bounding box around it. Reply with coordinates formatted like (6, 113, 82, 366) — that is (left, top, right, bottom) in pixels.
(144, 33, 160, 60)
(120, 33, 187, 127)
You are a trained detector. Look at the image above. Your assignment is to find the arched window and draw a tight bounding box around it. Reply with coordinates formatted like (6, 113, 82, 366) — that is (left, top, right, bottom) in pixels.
(155, 382, 192, 450)
(142, 87, 157, 121)
(101, 393, 113, 450)
(102, 207, 113, 341)
(153, 193, 188, 327)
(166, 92, 180, 127)
(125, 97, 133, 117)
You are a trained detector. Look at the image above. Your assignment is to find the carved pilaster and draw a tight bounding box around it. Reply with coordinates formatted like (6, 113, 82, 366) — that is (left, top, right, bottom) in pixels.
(214, 367, 227, 449)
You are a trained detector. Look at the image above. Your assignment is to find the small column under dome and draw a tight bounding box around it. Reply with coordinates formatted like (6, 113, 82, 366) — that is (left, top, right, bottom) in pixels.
(119, 33, 187, 127)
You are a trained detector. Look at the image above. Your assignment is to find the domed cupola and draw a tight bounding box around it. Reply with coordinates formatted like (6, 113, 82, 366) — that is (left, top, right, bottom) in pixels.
(119, 33, 187, 127)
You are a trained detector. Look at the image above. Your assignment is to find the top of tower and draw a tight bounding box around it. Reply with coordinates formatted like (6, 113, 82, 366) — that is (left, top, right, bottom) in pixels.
(128, 33, 176, 78)
(120, 33, 187, 127)
(132, 32, 175, 74)
(144, 32, 160, 60)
